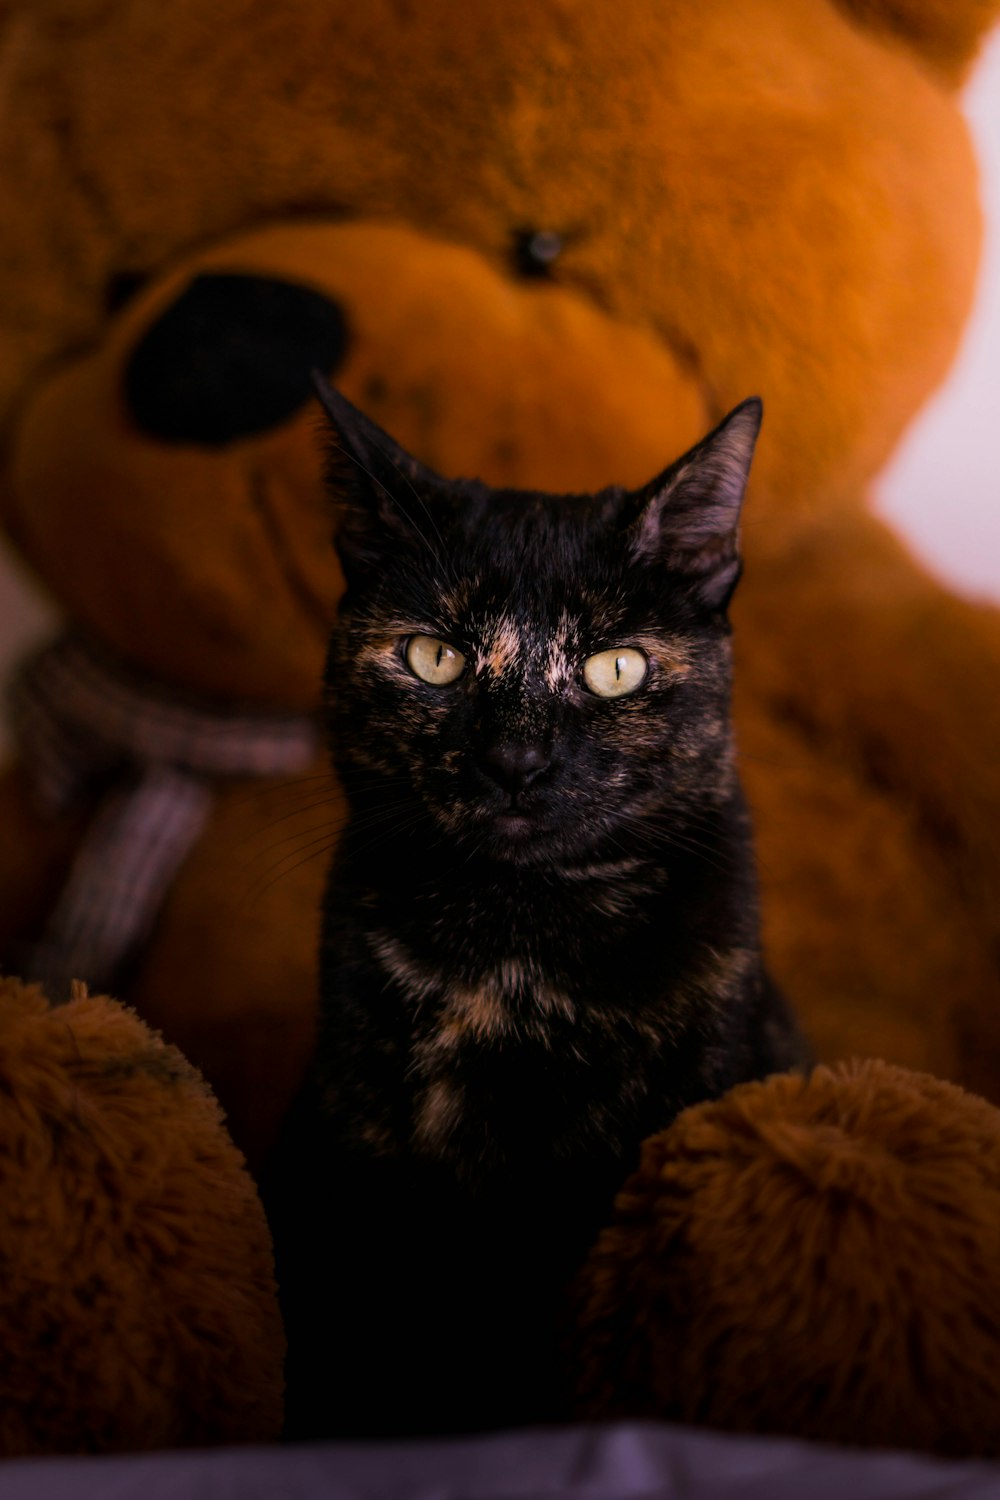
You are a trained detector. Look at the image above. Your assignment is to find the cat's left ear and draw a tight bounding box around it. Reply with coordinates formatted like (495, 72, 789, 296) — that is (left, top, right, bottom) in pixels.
(313, 371, 445, 575)
(627, 398, 763, 611)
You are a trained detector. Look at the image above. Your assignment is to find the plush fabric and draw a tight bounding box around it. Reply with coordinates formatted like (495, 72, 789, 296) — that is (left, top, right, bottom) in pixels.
(1, 7, 999, 1171)
(0, 975, 283, 1457)
(571, 1060, 1000, 1457)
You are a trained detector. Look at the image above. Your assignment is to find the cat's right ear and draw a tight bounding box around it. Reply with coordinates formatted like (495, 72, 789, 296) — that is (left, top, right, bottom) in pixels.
(313, 372, 445, 577)
(625, 398, 763, 612)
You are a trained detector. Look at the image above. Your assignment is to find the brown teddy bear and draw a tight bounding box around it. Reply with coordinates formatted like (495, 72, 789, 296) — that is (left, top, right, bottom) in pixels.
(0, 974, 283, 1456)
(1, 2, 1000, 1173)
(571, 1059, 1000, 1458)
(4, 962, 1000, 1460)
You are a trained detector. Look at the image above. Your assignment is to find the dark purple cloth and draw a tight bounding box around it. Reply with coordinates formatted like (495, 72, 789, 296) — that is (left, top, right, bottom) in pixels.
(2, 1424, 999, 1500)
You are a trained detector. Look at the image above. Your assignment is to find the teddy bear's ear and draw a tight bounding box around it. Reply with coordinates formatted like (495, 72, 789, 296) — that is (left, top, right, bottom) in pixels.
(314, 373, 447, 579)
(626, 398, 762, 613)
(836, 0, 1000, 85)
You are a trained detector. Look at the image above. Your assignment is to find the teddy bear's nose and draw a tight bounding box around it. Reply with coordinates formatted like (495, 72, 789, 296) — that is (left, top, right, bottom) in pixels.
(123, 272, 350, 447)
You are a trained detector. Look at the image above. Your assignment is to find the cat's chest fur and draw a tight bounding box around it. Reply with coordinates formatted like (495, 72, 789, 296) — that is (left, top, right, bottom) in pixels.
(315, 825, 775, 1179)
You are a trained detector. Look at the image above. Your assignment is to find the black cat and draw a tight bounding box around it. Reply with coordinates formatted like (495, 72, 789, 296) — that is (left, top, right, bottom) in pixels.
(262, 380, 806, 1440)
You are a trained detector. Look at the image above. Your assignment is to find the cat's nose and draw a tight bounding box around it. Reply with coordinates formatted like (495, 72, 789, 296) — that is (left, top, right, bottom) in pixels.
(478, 741, 551, 796)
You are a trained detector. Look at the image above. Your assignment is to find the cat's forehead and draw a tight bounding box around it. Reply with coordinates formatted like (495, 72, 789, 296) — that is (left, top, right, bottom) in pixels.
(442, 580, 645, 694)
(439, 491, 625, 612)
(439, 571, 627, 649)
(440, 563, 610, 618)
(445, 484, 613, 560)
(466, 607, 586, 690)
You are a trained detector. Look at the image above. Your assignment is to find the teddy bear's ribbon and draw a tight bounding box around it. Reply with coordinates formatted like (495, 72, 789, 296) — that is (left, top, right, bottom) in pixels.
(7, 633, 320, 1000)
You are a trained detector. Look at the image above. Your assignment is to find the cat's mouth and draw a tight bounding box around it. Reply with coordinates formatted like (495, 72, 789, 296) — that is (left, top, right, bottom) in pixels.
(491, 809, 535, 836)
(475, 799, 556, 856)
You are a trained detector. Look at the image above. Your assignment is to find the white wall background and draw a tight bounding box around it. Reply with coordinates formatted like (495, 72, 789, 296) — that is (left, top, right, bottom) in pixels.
(0, 31, 998, 755)
(875, 27, 1000, 603)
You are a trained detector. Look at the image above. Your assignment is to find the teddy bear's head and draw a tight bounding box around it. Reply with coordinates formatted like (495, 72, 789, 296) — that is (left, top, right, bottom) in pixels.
(0, 0, 995, 703)
(5, 221, 708, 700)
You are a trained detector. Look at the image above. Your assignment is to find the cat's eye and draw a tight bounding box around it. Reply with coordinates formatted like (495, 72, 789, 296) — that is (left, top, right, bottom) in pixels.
(582, 647, 648, 699)
(405, 635, 466, 686)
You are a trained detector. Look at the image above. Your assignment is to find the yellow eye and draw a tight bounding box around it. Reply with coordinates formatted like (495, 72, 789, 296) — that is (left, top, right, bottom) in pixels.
(582, 647, 648, 698)
(405, 635, 466, 685)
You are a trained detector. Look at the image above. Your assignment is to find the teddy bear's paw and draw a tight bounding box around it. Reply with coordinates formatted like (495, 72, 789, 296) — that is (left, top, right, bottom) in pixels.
(0, 975, 284, 1457)
(569, 1058, 1000, 1458)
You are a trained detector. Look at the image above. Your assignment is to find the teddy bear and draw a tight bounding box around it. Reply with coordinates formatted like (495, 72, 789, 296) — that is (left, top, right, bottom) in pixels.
(570, 1057, 1000, 1458)
(0, 974, 283, 1457)
(1, 1, 1000, 1177)
(0, 0, 1000, 1458)
(4, 963, 1000, 1462)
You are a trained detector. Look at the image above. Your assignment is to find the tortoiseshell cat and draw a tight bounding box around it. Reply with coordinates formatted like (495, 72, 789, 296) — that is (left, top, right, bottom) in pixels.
(263, 379, 806, 1440)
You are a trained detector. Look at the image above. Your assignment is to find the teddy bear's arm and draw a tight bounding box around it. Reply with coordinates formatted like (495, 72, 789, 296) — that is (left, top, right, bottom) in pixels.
(738, 506, 1000, 1095)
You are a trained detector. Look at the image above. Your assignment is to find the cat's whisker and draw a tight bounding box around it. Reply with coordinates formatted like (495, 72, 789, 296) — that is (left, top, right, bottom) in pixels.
(241, 798, 419, 880)
(236, 781, 427, 849)
(233, 794, 350, 846)
(342, 807, 432, 864)
(242, 810, 355, 862)
(637, 813, 739, 859)
(242, 829, 346, 889)
(663, 842, 738, 879)
(220, 770, 339, 812)
(240, 802, 426, 899)
(242, 838, 342, 902)
(233, 778, 423, 842)
(245, 792, 422, 864)
(617, 812, 742, 878)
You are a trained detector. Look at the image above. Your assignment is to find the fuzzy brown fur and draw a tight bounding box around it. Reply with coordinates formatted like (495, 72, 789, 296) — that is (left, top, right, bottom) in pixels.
(570, 1060, 1000, 1457)
(0, 3, 997, 1166)
(0, 975, 283, 1456)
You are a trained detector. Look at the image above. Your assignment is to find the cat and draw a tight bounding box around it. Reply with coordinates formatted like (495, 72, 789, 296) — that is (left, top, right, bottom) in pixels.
(261, 378, 807, 1441)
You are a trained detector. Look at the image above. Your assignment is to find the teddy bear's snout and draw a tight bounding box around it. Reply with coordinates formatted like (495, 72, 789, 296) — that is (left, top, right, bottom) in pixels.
(123, 271, 350, 448)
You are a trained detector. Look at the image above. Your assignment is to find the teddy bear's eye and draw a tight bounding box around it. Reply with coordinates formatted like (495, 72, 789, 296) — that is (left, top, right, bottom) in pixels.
(512, 229, 563, 279)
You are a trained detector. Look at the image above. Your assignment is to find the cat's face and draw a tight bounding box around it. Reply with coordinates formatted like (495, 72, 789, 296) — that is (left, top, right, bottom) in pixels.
(319, 382, 761, 865)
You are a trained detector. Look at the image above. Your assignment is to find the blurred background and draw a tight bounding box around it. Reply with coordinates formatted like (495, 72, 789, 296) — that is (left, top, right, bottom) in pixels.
(0, 29, 997, 758)
(874, 27, 1000, 605)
